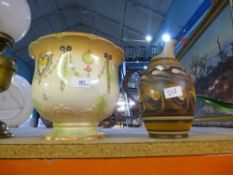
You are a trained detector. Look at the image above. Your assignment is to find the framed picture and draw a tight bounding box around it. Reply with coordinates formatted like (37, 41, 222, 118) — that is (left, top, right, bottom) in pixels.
(176, 0, 233, 127)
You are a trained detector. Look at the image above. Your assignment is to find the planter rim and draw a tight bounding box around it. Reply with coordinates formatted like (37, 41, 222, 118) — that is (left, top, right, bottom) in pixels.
(28, 32, 124, 62)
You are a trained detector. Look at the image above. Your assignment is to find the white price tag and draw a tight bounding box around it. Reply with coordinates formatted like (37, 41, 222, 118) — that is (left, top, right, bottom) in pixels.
(164, 86, 183, 99)
(71, 77, 90, 88)
(67, 63, 75, 69)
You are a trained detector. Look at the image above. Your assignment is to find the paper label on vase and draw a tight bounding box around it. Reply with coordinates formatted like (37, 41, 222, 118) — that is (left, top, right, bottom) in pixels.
(164, 86, 183, 99)
(71, 77, 90, 88)
(67, 63, 76, 69)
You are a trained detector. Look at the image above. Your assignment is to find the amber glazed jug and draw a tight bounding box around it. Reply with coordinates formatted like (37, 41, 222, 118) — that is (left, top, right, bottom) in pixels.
(124, 40, 196, 138)
(29, 32, 124, 140)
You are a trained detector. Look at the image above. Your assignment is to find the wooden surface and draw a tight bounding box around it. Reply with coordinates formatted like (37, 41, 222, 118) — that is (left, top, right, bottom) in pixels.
(0, 126, 233, 158)
(1, 127, 233, 175)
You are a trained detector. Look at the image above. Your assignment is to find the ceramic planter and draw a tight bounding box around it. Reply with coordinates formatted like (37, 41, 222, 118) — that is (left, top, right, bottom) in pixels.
(29, 32, 124, 140)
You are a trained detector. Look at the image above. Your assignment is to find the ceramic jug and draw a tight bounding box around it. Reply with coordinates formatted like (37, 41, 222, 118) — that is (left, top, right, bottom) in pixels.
(123, 40, 196, 138)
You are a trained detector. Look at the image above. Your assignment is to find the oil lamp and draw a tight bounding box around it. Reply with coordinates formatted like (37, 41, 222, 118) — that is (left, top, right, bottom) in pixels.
(0, 0, 31, 138)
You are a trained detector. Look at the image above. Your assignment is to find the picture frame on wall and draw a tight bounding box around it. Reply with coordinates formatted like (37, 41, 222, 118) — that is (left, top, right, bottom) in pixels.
(176, 0, 233, 127)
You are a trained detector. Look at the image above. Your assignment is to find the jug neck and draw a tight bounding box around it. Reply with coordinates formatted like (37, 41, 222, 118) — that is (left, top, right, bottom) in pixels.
(147, 39, 179, 69)
(152, 39, 176, 60)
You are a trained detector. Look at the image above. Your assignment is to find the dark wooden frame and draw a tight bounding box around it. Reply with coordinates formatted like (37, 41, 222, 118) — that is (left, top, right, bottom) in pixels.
(176, 0, 229, 60)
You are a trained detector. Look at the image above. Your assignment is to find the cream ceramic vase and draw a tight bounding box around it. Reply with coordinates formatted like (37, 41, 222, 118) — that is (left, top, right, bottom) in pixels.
(29, 32, 124, 140)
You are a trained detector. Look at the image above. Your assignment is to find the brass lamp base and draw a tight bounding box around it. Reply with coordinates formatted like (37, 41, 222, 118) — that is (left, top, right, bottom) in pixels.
(0, 32, 15, 92)
(0, 54, 16, 92)
(0, 32, 14, 51)
(0, 32, 15, 138)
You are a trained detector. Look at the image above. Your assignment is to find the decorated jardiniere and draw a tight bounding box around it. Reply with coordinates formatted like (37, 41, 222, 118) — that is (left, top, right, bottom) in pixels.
(29, 32, 124, 140)
(123, 40, 196, 138)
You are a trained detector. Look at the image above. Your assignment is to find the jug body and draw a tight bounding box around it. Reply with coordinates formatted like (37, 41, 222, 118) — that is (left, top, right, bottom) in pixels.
(138, 57, 196, 138)
(123, 40, 196, 138)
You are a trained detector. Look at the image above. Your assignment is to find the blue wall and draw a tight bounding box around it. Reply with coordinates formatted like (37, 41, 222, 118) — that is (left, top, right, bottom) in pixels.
(154, 0, 204, 43)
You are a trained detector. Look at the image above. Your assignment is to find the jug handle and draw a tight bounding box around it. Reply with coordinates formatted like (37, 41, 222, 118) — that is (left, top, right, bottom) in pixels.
(122, 70, 142, 104)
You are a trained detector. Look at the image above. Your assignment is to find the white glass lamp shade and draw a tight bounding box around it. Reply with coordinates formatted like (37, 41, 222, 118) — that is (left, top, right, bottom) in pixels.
(0, 0, 31, 42)
(0, 74, 33, 127)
